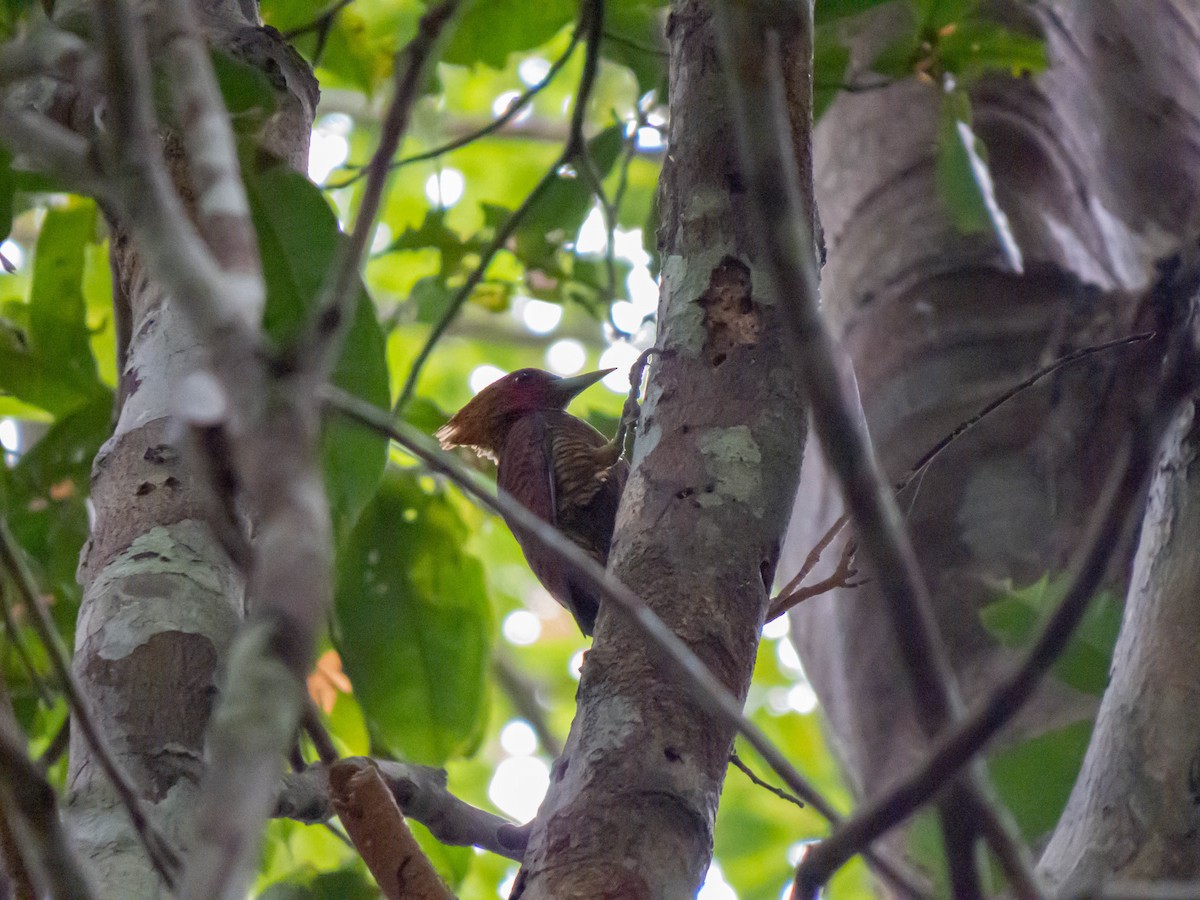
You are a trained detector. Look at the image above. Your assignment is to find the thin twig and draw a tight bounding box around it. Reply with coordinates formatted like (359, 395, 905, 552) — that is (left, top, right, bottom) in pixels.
(393, 0, 606, 414)
(894, 331, 1156, 499)
(730, 751, 805, 811)
(327, 28, 582, 191)
(603, 28, 667, 59)
(767, 330, 1156, 620)
(320, 386, 928, 899)
(283, 0, 354, 40)
(304, 0, 463, 384)
(0, 708, 95, 899)
(0, 521, 181, 884)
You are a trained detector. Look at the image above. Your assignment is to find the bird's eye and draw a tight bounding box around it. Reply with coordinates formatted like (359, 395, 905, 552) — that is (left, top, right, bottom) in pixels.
(514, 370, 531, 383)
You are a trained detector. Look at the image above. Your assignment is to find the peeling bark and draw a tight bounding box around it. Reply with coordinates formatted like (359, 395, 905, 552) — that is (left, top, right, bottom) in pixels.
(513, 2, 810, 896)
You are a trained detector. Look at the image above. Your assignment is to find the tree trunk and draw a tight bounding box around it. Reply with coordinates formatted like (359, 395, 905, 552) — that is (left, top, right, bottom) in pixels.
(66, 5, 316, 895)
(1039, 400, 1200, 891)
(512, 1, 812, 896)
(783, 0, 1200, 855)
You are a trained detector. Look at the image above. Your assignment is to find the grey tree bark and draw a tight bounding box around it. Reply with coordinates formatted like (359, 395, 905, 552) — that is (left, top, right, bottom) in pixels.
(1039, 399, 1200, 892)
(65, 3, 316, 895)
(782, 0, 1200, 873)
(513, 0, 812, 895)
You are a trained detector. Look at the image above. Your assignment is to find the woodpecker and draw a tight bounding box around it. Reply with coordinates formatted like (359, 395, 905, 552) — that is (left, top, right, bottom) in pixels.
(436, 368, 628, 635)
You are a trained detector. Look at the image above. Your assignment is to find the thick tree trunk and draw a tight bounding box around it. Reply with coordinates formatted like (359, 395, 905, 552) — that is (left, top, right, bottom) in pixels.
(1039, 400, 1200, 892)
(66, 5, 316, 895)
(782, 0, 1200, 854)
(513, 2, 812, 896)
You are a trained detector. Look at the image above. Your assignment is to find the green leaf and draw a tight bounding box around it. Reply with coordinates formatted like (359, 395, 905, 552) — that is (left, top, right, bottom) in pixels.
(335, 469, 491, 765)
(29, 202, 102, 396)
(980, 573, 1122, 695)
(246, 162, 389, 540)
(212, 50, 278, 131)
(935, 89, 1022, 270)
(989, 721, 1092, 840)
(938, 20, 1047, 79)
(813, 36, 850, 121)
(444, 0, 576, 69)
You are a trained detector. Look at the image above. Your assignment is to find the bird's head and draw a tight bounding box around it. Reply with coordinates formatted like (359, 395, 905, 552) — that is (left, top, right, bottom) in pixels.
(436, 367, 614, 460)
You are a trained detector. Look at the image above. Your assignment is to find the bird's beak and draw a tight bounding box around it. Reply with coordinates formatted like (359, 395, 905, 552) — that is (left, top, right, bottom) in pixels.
(552, 368, 615, 404)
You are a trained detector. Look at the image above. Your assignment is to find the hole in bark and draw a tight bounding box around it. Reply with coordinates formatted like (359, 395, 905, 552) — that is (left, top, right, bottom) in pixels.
(696, 257, 760, 367)
(135, 482, 155, 496)
(676, 487, 694, 500)
(664, 746, 683, 762)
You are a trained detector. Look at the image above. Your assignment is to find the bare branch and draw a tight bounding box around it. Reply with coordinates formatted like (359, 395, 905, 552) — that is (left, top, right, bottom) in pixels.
(330, 759, 455, 900)
(158, 0, 263, 285)
(275, 757, 526, 861)
(0, 106, 109, 199)
(0, 706, 95, 900)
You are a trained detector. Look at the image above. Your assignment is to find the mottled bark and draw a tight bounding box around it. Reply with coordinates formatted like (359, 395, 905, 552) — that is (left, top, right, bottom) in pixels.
(65, 4, 316, 896)
(512, 1, 811, 897)
(782, 0, 1200, 851)
(1039, 401, 1200, 892)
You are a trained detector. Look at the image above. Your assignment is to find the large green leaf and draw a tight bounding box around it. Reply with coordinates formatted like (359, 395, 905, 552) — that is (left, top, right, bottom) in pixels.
(444, 0, 576, 69)
(335, 469, 491, 765)
(246, 162, 389, 540)
(989, 721, 1092, 840)
(980, 573, 1122, 696)
(813, 35, 850, 121)
(0, 202, 107, 415)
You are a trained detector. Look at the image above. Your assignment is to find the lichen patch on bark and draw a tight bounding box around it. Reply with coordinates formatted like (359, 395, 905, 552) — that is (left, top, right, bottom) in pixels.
(697, 425, 763, 511)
